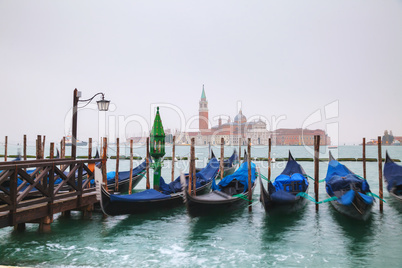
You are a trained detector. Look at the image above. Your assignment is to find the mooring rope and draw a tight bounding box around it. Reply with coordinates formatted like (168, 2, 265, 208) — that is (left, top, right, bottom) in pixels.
(366, 192, 386, 203)
(233, 193, 253, 203)
(258, 173, 269, 182)
(303, 174, 325, 183)
(296, 192, 338, 204)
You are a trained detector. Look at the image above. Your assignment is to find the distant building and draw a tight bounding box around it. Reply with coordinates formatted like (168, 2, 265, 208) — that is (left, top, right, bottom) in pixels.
(177, 86, 331, 146)
(272, 128, 330, 146)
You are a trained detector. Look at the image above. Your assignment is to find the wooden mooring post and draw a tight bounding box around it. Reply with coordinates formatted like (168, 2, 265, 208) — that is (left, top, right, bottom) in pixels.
(146, 137, 150, 190)
(23, 135, 27, 161)
(50, 143, 54, 159)
(268, 138, 272, 185)
(188, 138, 194, 195)
(191, 138, 196, 196)
(128, 139, 134, 195)
(102, 137, 108, 191)
(115, 138, 120, 192)
(88, 138, 92, 159)
(247, 138, 252, 212)
(378, 136, 383, 213)
(363, 138, 366, 179)
(171, 136, 176, 182)
(220, 138, 224, 180)
(314, 135, 320, 212)
(42, 135, 46, 159)
(4, 136, 7, 161)
(239, 138, 241, 163)
(36, 135, 42, 160)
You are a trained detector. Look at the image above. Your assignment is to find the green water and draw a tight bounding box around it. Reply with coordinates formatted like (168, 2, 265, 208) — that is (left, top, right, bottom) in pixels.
(1, 146, 402, 267)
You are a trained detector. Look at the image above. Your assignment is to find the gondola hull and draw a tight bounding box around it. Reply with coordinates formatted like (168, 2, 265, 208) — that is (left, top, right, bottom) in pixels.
(384, 152, 402, 202)
(388, 188, 402, 202)
(185, 183, 256, 216)
(328, 192, 373, 221)
(259, 175, 308, 213)
(99, 178, 213, 216)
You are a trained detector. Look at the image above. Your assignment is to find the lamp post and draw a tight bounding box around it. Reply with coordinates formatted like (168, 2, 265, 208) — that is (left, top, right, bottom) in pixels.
(71, 88, 110, 160)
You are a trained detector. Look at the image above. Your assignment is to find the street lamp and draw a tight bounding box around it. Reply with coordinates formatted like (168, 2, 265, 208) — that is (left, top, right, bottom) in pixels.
(71, 88, 110, 160)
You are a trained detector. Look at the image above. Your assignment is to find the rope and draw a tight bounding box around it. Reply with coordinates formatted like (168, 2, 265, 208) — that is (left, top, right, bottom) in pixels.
(366, 192, 386, 203)
(354, 174, 366, 180)
(258, 173, 270, 182)
(296, 192, 338, 204)
(233, 193, 253, 203)
(303, 174, 325, 183)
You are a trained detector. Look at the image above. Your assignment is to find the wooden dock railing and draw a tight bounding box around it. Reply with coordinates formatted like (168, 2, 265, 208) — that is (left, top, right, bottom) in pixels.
(0, 158, 101, 230)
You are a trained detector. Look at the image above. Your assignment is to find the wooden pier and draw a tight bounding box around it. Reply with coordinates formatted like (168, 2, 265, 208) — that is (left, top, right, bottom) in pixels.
(0, 158, 101, 231)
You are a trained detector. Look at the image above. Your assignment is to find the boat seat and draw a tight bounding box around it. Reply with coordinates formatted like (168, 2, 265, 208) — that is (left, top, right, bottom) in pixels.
(221, 179, 244, 196)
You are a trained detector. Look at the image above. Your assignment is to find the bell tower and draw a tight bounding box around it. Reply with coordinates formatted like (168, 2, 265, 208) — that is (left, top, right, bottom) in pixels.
(199, 85, 209, 131)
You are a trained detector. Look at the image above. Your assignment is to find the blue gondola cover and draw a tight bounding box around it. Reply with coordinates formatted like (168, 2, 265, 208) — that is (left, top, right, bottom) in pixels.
(384, 154, 402, 191)
(212, 161, 256, 192)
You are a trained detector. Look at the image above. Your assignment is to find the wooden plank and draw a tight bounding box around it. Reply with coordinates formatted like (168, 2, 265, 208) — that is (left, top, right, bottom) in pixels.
(9, 167, 18, 225)
(0, 170, 12, 185)
(0, 192, 11, 205)
(0, 193, 98, 228)
(54, 164, 79, 193)
(17, 166, 51, 202)
(77, 162, 83, 207)
(0, 158, 100, 169)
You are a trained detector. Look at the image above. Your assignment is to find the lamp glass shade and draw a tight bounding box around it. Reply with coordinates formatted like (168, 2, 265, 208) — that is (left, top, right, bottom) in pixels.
(97, 99, 110, 111)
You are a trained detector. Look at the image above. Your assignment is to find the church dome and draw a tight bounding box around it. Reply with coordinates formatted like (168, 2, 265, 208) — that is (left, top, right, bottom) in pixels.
(234, 110, 247, 124)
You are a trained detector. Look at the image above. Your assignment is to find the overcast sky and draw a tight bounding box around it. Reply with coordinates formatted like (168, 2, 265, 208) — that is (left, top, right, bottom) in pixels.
(1, 0, 401, 145)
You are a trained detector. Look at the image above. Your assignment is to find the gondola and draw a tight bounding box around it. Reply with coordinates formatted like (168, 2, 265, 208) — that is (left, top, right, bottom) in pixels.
(195, 150, 238, 179)
(259, 151, 309, 213)
(325, 152, 374, 220)
(96, 156, 220, 215)
(384, 151, 402, 201)
(183, 152, 257, 216)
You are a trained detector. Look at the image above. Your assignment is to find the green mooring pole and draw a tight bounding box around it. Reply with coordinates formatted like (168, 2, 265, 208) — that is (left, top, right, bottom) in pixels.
(150, 107, 166, 191)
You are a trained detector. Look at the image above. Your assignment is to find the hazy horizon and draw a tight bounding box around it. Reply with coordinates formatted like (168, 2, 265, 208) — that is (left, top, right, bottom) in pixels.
(1, 1, 401, 146)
